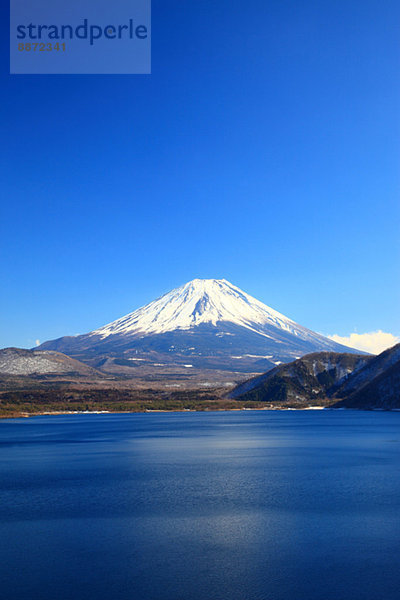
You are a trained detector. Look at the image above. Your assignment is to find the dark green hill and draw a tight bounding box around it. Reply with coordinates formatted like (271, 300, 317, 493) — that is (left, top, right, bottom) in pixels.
(230, 344, 400, 409)
(229, 352, 369, 407)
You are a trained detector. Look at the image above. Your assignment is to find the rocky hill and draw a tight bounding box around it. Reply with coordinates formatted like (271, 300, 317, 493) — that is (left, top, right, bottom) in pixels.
(0, 348, 103, 379)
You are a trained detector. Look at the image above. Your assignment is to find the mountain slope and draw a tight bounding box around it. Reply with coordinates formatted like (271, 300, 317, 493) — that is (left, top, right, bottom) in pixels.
(333, 343, 400, 409)
(334, 343, 400, 398)
(229, 352, 370, 405)
(39, 278, 356, 373)
(230, 344, 400, 409)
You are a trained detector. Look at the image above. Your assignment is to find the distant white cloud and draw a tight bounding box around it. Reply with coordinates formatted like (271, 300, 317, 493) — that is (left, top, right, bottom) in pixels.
(328, 331, 399, 355)
(35, 339, 40, 347)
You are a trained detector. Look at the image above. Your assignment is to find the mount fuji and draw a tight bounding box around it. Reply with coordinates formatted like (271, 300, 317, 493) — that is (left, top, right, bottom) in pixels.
(39, 279, 355, 373)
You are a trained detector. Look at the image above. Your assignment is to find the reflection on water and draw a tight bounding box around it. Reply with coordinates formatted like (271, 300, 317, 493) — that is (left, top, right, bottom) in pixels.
(0, 411, 400, 600)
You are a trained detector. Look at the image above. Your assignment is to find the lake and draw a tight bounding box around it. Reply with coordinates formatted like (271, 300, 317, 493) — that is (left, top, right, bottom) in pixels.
(0, 410, 399, 600)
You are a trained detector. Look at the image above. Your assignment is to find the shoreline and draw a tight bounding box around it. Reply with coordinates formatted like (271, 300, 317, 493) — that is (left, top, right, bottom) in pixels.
(2, 406, 399, 421)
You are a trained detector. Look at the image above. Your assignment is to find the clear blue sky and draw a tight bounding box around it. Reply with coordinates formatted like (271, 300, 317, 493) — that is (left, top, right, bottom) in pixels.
(1, 0, 399, 349)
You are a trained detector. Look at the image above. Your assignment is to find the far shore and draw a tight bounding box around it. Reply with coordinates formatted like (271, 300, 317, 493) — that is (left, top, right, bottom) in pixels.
(2, 406, 399, 421)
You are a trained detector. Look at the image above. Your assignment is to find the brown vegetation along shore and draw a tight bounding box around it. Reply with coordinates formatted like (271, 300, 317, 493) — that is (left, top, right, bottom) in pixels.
(0, 386, 333, 419)
(0, 387, 244, 418)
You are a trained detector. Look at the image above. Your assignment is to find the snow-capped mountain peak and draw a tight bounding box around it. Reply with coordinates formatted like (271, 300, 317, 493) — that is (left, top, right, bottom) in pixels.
(91, 278, 298, 339)
(38, 278, 356, 373)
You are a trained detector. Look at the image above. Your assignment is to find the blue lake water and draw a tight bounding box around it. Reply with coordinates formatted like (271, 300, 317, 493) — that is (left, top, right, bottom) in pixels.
(0, 410, 400, 600)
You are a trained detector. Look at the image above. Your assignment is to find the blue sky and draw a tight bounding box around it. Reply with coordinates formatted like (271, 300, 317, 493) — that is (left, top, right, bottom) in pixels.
(1, 0, 399, 351)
